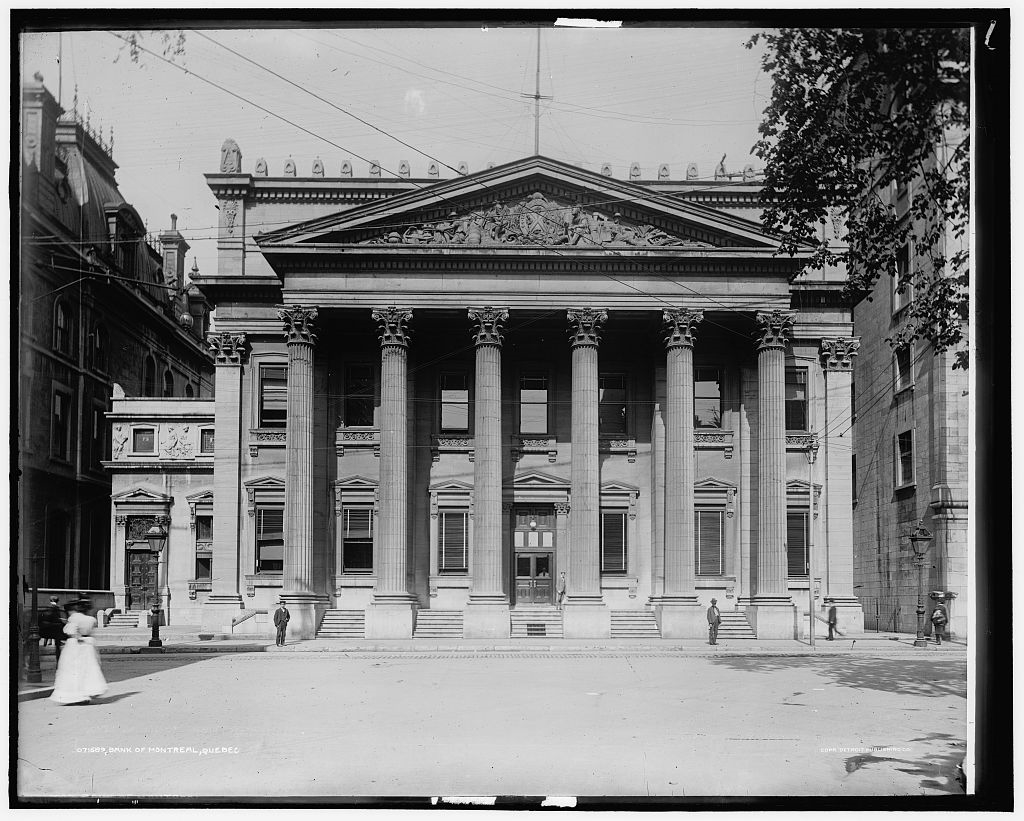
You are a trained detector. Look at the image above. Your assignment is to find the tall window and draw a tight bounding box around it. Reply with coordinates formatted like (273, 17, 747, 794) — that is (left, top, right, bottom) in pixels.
(91, 325, 107, 371)
(255, 506, 284, 573)
(91, 406, 106, 468)
(787, 510, 809, 577)
(893, 245, 914, 313)
(695, 509, 724, 576)
(599, 374, 627, 435)
(163, 370, 175, 397)
(144, 356, 157, 397)
(344, 363, 375, 426)
(894, 430, 915, 487)
(694, 367, 722, 428)
(53, 300, 70, 355)
(342, 506, 373, 573)
(51, 389, 71, 461)
(519, 373, 548, 434)
(600, 510, 627, 574)
(438, 510, 469, 573)
(894, 345, 913, 392)
(439, 372, 469, 432)
(195, 515, 213, 581)
(785, 367, 808, 431)
(259, 365, 288, 428)
(46, 511, 70, 587)
(185, 383, 195, 398)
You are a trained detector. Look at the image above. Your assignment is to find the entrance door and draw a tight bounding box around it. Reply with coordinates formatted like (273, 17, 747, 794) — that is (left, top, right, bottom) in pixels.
(513, 505, 556, 605)
(126, 549, 159, 610)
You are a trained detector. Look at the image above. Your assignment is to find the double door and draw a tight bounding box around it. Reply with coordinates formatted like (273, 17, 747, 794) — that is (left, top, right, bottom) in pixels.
(126, 548, 159, 610)
(513, 505, 556, 605)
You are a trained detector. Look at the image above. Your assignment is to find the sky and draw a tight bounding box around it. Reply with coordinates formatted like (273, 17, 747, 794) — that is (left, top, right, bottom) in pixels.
(21, 24, 772, 277)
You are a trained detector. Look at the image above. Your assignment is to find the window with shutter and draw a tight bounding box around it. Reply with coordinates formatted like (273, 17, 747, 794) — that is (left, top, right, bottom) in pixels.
(256, 506, 284, 573)
(785, 368, 808, 431)
(259, 365, 288, 428)
(439, 510, 468, 573)
(787, 510, 808, 577)
(695, 509, 724, 575)
(440, 372, 470, 431)
(342, 506, 373, 572)
(600, 510, 627, 573)
(344, 363, 375, 427)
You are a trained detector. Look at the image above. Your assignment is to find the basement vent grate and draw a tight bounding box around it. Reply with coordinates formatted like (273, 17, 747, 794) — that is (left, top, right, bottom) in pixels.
(526, 624, 547, 636)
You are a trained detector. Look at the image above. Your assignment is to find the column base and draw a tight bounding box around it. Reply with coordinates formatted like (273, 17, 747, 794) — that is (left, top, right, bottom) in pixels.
(201, 595, 243, 633)
(365, 598, 417, 639)
(463, 599, 510, 638)
(746, 597, 797, 639)
(562, 601, 610, 639)
(280, 593, 329, 640)
(655, 601, 707, 639)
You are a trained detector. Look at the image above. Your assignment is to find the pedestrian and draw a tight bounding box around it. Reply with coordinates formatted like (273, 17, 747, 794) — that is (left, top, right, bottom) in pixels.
(39, 596, 67, 661)
(707, 598, 721, 645)
(273, 599, 290, 646)
(49, 597, 107, 705)
(826, 598, 838, 641)
(555, 572, 566, 610)
(930, 601, 948, 645)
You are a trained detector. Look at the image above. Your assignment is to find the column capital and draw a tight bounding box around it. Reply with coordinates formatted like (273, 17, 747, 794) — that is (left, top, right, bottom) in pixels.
(567, 308, 608, 347)
(207, 331, 248, 365)
(468, 306, 509, 347)
(372, 306, 413, 348)
(663, 308, 704, 349)
(278, 305, 318, 345)
(754, 309, 797, 351)
(820, 336, 861, 371)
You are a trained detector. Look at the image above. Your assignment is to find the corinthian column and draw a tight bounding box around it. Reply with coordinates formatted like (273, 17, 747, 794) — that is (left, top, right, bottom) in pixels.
(819, 336, 865, 635)
(657, 309, 706, 637)
(749, 309, 797, 638)
(564, 308, 611, 638)
(464, 307, 511, 638)
(201, 332, 247, 632)
(366, 307, 417, 638)
(279, 305, 324, 639)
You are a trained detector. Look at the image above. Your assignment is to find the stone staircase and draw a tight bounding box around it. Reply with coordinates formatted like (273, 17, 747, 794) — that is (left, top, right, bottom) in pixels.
(611, 609, 660, 638)
(413, 610, 464, 638)
(510, 607, 563, 638)
(316, 610, 365, 639)
(106, 611, 143, 628)
(717, 610, 757, 639)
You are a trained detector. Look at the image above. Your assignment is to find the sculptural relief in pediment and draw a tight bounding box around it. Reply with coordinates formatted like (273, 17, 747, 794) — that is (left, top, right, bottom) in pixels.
(361, 192, 716, 248)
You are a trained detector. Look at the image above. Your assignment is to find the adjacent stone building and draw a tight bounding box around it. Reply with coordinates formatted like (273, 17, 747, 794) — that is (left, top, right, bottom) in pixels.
(18, 75, 214, 608)
(107, 142, 865, 640)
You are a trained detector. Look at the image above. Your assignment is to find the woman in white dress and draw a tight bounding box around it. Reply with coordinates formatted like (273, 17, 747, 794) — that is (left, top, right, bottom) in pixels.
(49, 598, 107, 705)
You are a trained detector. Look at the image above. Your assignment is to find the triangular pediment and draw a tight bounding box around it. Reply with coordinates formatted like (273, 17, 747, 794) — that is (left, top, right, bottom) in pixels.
(787, 479, 823, 495)
(334, 475, 379, 490)
(185, 490, 214, 504)
(695, 477, 738, 492)
(112, 487, 173, 504)
(513, 469, 570, 490)
(428, 479, 474, 492)
(601, 480, 640, 494)
(256, 156, 783, 252)
(243, 475, 285, 490)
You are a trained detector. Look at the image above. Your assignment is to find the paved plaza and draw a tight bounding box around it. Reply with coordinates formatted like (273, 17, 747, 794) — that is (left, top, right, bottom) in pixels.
(16, 645, 967, 801)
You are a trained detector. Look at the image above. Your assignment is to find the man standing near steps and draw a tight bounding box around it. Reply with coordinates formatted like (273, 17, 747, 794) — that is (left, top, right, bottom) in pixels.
(273, 600, 290, 647)
(707, 598, 721, 645)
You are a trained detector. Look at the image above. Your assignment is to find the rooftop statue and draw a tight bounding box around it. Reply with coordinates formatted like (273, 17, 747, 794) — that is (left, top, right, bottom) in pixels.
(220, 139, 242, 173)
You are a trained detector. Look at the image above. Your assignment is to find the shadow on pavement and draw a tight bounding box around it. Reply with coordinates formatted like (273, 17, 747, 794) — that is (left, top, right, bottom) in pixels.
(708, 655, 967, 699)
(19, 653, 231, 694)
(844, 731, 966, 794)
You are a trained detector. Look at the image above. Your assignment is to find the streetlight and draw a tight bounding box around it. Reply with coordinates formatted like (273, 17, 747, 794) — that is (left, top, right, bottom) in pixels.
(909, 521, 933, 648)
(25, 554, 43, 683)
(805, 436, 819, 648)
(145, 523, 167, 650)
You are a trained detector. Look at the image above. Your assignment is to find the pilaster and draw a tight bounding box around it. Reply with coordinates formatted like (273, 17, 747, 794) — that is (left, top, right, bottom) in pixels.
(464, 307, 510, 638)
(202, 332, 247, 631)
(366, 307, 417, 638)
(564, 308, 610, 638)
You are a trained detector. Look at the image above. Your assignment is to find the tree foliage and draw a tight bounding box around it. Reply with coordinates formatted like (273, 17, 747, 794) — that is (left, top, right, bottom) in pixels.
(113, 30, 186, 64)
(748, 28, 970, 368)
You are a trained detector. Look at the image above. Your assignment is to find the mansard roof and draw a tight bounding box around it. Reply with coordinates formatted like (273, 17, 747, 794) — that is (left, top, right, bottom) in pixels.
(255, 155, 796, 256)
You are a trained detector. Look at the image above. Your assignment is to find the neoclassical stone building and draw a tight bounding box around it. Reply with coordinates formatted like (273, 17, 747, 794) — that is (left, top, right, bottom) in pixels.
(118, 144, 864, 640)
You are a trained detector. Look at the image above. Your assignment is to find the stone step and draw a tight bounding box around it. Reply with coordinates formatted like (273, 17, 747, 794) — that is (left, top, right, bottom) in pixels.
(715, 611, 757, 639)
(317, 610, 365, 639)
(611, 610, 660, 638)
(414, 611, 464, 638)
(510, 609, 563, 638)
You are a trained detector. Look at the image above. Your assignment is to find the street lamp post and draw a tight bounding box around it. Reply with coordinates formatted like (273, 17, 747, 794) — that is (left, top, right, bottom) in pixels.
(25, 554, 43, 683)
(805, 436, 819, 648)
(909, 522, 933, 648)
(145, 523, 168, 650)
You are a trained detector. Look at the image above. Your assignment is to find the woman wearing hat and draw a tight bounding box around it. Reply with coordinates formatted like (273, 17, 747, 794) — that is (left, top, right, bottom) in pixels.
(49, 597, 107, 705)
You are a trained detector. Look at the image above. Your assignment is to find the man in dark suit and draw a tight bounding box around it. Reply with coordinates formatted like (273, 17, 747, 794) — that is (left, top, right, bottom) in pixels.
(707, 598, 721, 645)
(273, 600, 290, 646)
(826, 598, 838, 641)
(38, 596, 67, 661)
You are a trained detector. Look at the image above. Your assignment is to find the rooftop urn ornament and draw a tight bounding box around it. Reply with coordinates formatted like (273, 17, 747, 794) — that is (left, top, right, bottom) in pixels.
(658, 164, 670, 181)
(283, 157, 296, 177)
(341, 160, 353, 178)
(398, 160, 410, 178)
(427, 163, 439, 178)
(686, 163, 698, 180)
(601, 164, 613, 177)
(369, 161, 381, 177)
(743, 164, 756, 182)
(458, 162, 469, 176)
(312, 157, 324, 177)
(254, 157, 268, 176)
(629, 162, 641, 180)
(220, 138, 242, 173)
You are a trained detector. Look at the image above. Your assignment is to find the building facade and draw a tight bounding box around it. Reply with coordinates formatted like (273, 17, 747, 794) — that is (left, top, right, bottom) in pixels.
(18, 75, 214, 606)
(108, 142, 865, 640)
